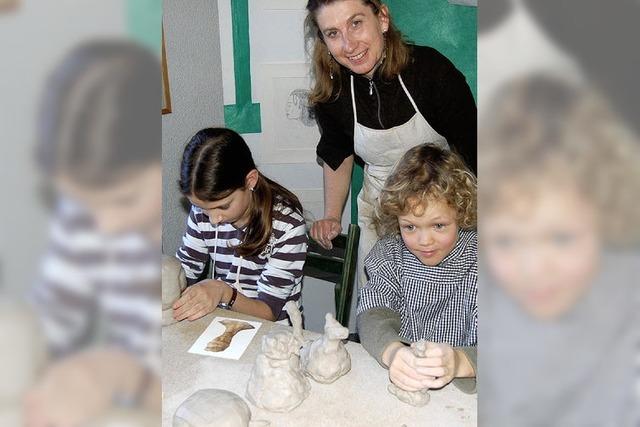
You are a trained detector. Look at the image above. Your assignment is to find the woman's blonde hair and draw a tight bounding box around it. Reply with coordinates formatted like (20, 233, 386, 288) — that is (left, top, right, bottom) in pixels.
(304, 0, 410, 104)
(375, 144, 477, 237)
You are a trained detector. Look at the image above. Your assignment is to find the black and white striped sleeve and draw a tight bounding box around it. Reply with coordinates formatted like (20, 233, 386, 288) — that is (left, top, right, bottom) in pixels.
(176, 207, 210, 285)
(256, 212, 307, 319)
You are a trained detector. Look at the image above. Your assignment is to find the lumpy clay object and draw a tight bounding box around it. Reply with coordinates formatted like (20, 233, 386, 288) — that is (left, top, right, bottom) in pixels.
(173, 389, 252, 427)
(162, 256, 187, 326)
(206, 320, 255, 352)
(245, 326, 310, 413)
(300, 312, 351, 384)
(387, 340, 430, 406)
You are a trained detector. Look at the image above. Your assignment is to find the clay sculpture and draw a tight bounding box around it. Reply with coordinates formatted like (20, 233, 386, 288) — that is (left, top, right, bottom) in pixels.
(162, 255, 187, 326)
(300, 312, 351, 384)
(206, 320, 255, 352)
(387, 340, 430, 406)
(245, 327, 310, 412)
(173, 389, 253, 427)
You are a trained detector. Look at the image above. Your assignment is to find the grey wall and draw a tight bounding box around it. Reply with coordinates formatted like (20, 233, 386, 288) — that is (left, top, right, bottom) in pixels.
(162, 0, 225, 256)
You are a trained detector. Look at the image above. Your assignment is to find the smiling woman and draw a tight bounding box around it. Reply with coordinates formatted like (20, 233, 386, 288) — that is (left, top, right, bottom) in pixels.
(304, 0, 477, 294)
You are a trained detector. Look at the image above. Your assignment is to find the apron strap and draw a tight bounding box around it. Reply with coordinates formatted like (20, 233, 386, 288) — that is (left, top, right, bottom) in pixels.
(398, 74, 420, 113)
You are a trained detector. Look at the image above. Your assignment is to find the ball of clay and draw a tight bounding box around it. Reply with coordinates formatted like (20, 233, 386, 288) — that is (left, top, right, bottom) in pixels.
(173, 389, 251, 427)
(162, 256, 187, 326)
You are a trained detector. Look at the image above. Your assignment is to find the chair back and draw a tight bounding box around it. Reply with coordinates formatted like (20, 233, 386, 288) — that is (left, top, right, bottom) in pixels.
(303, 224, 360, 327)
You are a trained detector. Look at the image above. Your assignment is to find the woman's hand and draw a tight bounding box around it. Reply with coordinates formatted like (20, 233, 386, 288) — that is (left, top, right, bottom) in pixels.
(173, 279, 231, 321)
(310, 217, 342, 250)
(383, 341, 474, 391)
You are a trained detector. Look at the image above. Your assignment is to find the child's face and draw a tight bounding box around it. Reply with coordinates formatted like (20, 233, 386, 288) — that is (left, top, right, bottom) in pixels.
(188, 187, 252, 228)
(483, 183, 600, 320)
(56, 164, 162, 239)
(398, 198, 460, 266)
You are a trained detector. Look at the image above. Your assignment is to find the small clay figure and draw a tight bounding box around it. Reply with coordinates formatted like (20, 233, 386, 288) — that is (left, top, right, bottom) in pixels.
(206, 320, 255, 352)
(300, 312, 351, 384)
(162, 256, 187, 326)
(387, 340, 430, 407)
(284, 301, 304, 343)
(245, 327, 310, 412)
(173, 389, 252, 427)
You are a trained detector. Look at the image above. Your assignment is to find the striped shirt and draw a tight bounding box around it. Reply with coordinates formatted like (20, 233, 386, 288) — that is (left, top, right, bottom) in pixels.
(176, 202, 307, 322)
(30, 198, 161, 374)
(358, 230, 477, 347)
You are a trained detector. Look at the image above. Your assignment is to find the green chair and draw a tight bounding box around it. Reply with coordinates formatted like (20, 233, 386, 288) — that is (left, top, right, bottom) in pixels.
(303, 224, 360, 328)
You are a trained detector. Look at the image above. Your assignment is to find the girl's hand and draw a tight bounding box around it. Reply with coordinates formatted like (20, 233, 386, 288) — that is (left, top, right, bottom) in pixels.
(310, 217, 342, 250)
(173, 279, 231, 321)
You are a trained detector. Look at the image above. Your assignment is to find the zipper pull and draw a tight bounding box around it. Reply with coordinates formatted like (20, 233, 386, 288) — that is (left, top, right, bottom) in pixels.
(369, 80, 373, 96)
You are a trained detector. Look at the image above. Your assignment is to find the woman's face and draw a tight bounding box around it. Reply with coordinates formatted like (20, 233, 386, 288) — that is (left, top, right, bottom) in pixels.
(315, 0, 389, 78)
(483, 183, 601, 320)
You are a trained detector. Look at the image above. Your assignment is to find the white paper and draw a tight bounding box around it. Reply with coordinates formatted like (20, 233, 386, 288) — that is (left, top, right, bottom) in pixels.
(188, 316, 262, 360)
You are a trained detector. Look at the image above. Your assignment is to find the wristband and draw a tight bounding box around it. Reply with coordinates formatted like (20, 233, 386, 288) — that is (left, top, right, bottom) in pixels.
(218, 286, 238, 310)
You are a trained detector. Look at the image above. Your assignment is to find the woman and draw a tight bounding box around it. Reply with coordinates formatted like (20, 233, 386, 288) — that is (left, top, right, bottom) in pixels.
(305, 0, 476, 291)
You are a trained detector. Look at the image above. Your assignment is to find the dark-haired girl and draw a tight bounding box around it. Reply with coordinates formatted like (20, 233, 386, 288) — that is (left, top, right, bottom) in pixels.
(174, 128, 308, 323)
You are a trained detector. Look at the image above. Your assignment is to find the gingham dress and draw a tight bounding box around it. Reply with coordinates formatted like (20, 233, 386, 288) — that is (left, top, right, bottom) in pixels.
(358, 230, 477, 347)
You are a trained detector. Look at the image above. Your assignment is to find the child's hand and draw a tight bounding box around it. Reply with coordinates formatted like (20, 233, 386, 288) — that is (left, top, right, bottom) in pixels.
(173, 279, 231, 321)
(383, 342, 435, 391)
(310, 217, 342, 250)
(384, 341, 475, 391)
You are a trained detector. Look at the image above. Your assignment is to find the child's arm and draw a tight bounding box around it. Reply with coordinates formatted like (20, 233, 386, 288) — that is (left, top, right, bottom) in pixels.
(175, 207, 210, 285)
(254, 210, 308, 321)
(172, 279, 275, 321)
(381, 341, 476, 392)
(356, 238, 407, 363)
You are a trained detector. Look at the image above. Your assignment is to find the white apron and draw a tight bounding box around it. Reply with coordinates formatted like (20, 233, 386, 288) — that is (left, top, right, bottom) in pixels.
(351, 74, 449, 291)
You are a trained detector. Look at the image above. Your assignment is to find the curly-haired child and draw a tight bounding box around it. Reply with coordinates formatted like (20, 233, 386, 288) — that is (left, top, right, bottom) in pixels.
(357, 143, 477, 393)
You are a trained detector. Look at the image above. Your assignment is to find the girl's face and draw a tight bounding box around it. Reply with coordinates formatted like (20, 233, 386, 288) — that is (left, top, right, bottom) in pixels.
(398, 198, 460, 267)
(315, 0, 389, 79)
(188, 188, 253, 229)
(56, 164, 162, 240)
(483, 183, 601, 320)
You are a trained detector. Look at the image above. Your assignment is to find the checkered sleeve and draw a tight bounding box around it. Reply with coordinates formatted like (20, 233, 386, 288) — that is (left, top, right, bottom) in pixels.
(357, 237, 403, 315)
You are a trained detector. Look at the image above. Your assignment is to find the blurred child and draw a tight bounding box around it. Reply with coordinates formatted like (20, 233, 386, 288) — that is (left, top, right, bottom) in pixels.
(478, 74, 640, 426)
(357, 144, 477, 393)
(174, 127, 307, 323)
(27, 40, 161, 426)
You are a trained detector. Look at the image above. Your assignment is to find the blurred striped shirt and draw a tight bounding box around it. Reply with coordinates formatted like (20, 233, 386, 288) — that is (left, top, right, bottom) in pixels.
(30, 198, 161, 373)
(176, 202, 307, 322)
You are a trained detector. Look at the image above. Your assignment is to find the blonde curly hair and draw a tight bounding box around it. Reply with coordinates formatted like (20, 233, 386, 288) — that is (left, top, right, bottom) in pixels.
(375, 144, 477, 237)
(479, 74, 640, 247)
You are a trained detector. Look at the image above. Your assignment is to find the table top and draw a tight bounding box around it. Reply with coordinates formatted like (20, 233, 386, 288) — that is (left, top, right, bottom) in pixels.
(162, 310, 477, 427)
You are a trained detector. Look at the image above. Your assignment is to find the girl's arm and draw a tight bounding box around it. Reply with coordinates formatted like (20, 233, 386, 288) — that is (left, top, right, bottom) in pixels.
(175, 208, 210, 285)
(172, 279, 275, 321)
(310, 155, 354, 250)
(254, 212, 308, 321)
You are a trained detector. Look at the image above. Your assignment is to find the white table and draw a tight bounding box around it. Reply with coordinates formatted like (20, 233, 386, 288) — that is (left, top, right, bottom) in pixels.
(162, 310, 476, 426)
